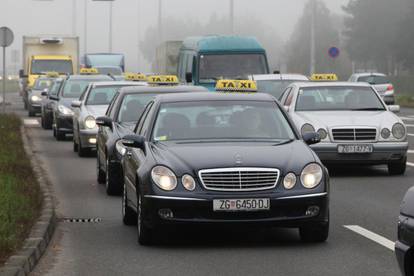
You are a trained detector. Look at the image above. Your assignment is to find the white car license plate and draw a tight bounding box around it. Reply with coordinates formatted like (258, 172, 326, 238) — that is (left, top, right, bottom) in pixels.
(337, 144, 373, 153)
(213, 198, 270, 212)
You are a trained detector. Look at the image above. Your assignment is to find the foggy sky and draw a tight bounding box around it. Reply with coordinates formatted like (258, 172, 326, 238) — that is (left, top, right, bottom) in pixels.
(1, 0, 348, 72)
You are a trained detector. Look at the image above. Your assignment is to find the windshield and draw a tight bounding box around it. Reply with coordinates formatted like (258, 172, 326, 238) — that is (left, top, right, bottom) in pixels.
(257, 80, 301, 100)
(86, 86, 121, 105)
(295, 86, 385, 111)
(152, 101, 295, 142)
(118, 94, 157, 123)
(49, 79, 62, 96)
(33, 78, 53, 90)
(199, 54, 267, 82)
(96, 67, 122, 75)
(31, 60, 73, 75)
(357, 75, 390, 85)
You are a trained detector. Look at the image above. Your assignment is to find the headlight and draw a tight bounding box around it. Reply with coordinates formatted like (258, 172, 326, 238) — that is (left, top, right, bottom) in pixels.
(115, 140, 126, 156)
(31, 95, 41, 102)
(392, 123, 405, 139)
(182, 174, 196, 191)
(58, 105, 73, 116)
(301, 124, 315, 136)
(300, 163, 323, 189)
(381, 128, 391, 139)
(151, 166, 177, 191)
(283, 173, 296, 190)
(84, 116, 96, 129)
(317, 128, 327, 140)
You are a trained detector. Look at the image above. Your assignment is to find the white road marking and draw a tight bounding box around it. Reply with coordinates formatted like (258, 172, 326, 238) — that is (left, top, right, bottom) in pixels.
(405, 124, 414, 127)
(23, 119, 39, 126)
(408, 134, 414, 137)
(407, 162, 414, 167)
(400, 117, 414, 121)
(344, 225, 395, 251)
(408, 150, 414, 154)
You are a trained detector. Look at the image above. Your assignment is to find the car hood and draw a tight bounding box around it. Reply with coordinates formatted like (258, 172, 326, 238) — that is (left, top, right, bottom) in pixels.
(150, 140, 316, 176)
(294, 110, 400, 129)
(85, 105, 108, 118)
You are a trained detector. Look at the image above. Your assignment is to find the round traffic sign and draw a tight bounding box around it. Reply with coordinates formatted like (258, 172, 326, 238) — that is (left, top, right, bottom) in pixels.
(0, 27, 14, 47)
(328, 46, 340, 59)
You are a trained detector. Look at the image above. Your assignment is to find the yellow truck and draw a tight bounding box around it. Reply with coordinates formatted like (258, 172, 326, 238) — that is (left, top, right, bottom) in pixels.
(19, 36, 79, 93)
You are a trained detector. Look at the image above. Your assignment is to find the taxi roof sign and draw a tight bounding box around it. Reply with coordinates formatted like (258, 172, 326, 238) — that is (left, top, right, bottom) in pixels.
(80, 68, 99, 75)
(215, 80, 257, 92)
(124, 72, 146, 82)
(45, 71, 60, 78)
(310, 74, 338, 81)
(147, 75, 179, 85)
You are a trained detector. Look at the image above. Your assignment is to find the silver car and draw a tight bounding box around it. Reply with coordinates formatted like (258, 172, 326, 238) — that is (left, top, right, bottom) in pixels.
(348, 73, 395, 104)
(71, 81, 147, 157)
(249, 73, 309, 100)
(280, 82, 408, 175)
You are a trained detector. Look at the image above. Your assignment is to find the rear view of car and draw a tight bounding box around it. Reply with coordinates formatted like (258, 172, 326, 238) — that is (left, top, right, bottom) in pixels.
(349, 73, 395, 104)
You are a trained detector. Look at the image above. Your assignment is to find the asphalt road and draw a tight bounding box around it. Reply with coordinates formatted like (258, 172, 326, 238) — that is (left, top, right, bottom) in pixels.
(5, 93, 414, 276)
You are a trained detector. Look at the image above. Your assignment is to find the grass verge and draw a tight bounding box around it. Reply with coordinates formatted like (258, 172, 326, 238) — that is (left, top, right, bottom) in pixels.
(0, 114, 42, 265)
(0, 80, 19, 93)
(396, 95, 414, 108)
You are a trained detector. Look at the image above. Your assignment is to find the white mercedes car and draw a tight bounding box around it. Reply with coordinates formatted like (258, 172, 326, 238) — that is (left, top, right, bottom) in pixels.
(279, 82, 408, 175)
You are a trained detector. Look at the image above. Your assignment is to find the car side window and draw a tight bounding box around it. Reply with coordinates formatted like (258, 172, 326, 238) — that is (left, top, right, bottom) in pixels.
(279, 87, 291, 102)
(139, 104, 156, 137)
(106, 93, 119, 117)
(134, 102, 154, 134)
(79, 86, 89, 101)
(283, 88, 293, 106)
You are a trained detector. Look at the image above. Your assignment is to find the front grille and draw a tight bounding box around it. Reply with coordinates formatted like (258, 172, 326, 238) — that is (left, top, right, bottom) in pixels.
(198, 168, 280, 191)
(332, 128, 376, 141)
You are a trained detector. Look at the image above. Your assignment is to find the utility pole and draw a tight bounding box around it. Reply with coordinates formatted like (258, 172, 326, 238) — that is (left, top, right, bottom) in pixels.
(229, 0, 234, 34)
(72, 0, 77, 36)
(310, 0, 316, 75)
(109, 0, 113, 52)
(84, 0, 88, 54)
(137, 0, 141, 71)
(158, 0, 163, 45)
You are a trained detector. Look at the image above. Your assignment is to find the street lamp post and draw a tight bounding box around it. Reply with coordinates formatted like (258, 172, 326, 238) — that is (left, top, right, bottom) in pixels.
(158, 0, 163, 45)
(72, 0, 77, 36)
(84, 0, 88, 54)
(310, 0, 316, 75)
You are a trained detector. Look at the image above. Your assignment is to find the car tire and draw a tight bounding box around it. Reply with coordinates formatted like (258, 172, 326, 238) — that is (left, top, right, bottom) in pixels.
(41, 116, 46, 129)
(28, 108, 35, 117)
(137, 192, 154, 246)
(55, 125, 65, 141)
(106, 158, 121, 195)
(96, 151, 106, 184)
(388, 156, 406, 175)
(24, 101, 28, 110)
(73, 138, 79, 152)
(122, 182, 137, 226)
(299, 222, 329, 243)
(44, 115, 52, 130)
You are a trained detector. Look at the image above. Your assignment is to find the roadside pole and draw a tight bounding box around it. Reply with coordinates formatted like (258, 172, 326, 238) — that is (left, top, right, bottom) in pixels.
(0, 27, 14, 113)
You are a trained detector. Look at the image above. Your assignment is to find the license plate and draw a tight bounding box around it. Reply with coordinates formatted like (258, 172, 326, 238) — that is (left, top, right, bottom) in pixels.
(213, 198, 270, 212)
(337, 144, 373, 153)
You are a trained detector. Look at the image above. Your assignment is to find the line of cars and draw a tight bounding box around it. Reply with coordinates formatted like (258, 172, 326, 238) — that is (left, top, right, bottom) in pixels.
(22, 64, 413, 273)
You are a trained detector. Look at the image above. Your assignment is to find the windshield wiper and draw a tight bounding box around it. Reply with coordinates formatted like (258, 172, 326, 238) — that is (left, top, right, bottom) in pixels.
(350, 108, 385, 111)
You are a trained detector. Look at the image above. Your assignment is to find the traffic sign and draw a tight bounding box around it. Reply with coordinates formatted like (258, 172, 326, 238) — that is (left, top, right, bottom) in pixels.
(0, 27, 14, 47)
(328, 47, 340, 59)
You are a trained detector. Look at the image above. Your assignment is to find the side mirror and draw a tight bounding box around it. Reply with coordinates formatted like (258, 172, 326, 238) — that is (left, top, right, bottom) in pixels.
(388, 105, 400, 113)
(185, 72, 193, 83)
(122, 135, 145, 151)
(41, 88, 49, 96)
(95, 116, 113, 129)
(71, 100, 81, 108)
(302, 132, 321, 145)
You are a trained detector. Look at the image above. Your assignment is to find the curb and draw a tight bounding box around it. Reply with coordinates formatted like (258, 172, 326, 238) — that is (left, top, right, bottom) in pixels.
(0, 125, 57, 276)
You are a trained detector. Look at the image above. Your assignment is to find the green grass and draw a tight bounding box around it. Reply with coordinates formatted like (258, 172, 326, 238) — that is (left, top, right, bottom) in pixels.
(0, 114, 42, 264)
(396, 95, 414, 108)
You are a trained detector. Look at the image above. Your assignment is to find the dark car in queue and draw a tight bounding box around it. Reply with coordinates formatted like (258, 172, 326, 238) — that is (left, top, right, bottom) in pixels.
(96, 83, 208, 195)
(26, 76, 55, 116)
(396, 186, 414, 276)
(41, 77, 64, 129)
(120, 80, 329, 245)
(51, 73, 113, 140)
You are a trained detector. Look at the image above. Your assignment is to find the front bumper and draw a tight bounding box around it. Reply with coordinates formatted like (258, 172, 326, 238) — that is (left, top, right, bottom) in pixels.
(395, 241, 413, 276)
(142, 192, 329, 228)
(79, 129, 98, 149)
(311, 142, 408, 164)
(56, 115, 74, 134)
(28, 102, 42, 112)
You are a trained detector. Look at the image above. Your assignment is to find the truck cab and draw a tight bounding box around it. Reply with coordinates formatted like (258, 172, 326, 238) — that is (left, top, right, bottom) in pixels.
(27, 55, 74, 88)
(177, 36, 270, 90)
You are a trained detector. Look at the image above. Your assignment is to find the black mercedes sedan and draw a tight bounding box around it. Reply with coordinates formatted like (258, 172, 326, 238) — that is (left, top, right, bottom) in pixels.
(396, 186, 414, 276)
(120, 91, 329, 245)
(95, 85, 207, 195)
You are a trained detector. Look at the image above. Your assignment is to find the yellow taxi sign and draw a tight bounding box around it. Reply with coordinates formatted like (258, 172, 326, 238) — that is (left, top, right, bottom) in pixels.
(215, 80, 257, 92)
(80, 68, 99, 75)
(124, 72, 146, 82)
(147, 75, 179, 85)
(45, 71, 60, 78)
(310, 74, 338, 81)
